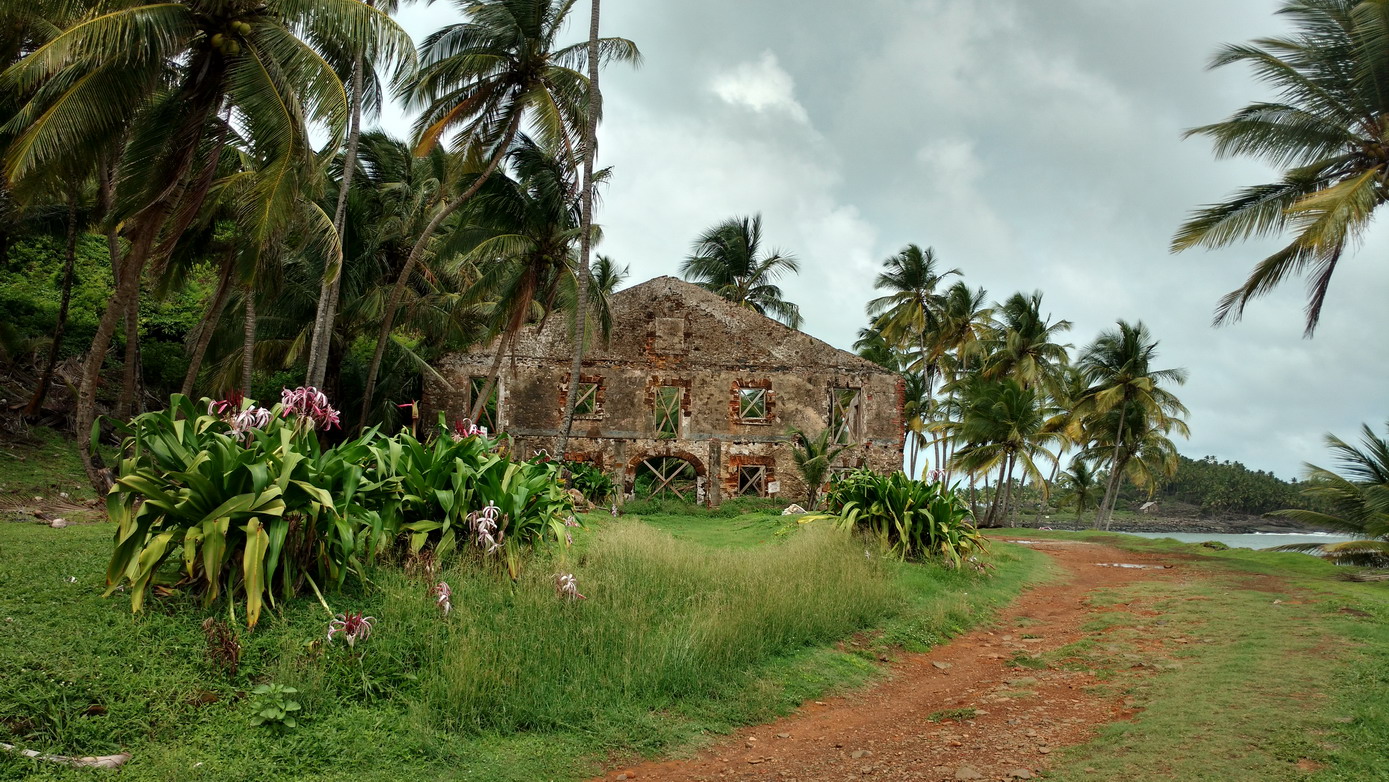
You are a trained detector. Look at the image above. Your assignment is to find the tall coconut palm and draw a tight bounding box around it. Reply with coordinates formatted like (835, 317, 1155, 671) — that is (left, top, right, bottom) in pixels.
(867, 244, 959, 387)
(982, 291, 1072, 392)
(1172, 0, 1389, 335)
(360, 0, 639, 417)
(680, 214, 803, 327)
(947, 377, 1059, 526)
(854, 325, 904, 372)
(3, 0, 408, 489)
(1271, 422, 1389, 565)
(306, 0, 415, 388)
(458, 135, 591, 424)
(559, 0, 620, 457)
(1074, 320, 1189, 527)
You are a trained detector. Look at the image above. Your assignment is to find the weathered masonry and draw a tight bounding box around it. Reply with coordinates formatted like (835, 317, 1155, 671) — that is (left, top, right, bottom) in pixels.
(423, 276, 904, 505)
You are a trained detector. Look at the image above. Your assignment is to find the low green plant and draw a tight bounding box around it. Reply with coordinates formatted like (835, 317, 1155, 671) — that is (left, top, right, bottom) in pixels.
(808, 470, 986, 565)
(563, 460, 614, 505)
(927, 707, 977, 722)
(247, 683, 302, 728)
(103, 394, 371, 627)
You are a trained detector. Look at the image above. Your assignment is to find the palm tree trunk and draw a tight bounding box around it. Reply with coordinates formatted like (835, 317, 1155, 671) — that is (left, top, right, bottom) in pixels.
(74, 73, 223, 494)
(1002, 451, 1018, 525)
(556, 0, 603, 459)
(907, 430, 919, 478)
(468, 332, 512, 425)
(241, 286, 256, 399)
(116, 293, 142, 419)
(24, 196, 80, 418)
(181, 251, 235, 397)
(985, 461, 1007, 526)
(1096, 401, 1130, 529)
(359, 114, 524, 427)
(307, 53, 364, 388)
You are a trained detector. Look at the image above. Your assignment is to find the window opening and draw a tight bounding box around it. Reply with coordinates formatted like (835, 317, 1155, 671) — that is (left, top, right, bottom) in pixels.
(737, 465, 768, 497)
(634, 457, 698, 500)
(654, 386, 681, 438)
(829, 387, 863, 444)
(737, 387, 767, 420)
(573, 382, 599, 416)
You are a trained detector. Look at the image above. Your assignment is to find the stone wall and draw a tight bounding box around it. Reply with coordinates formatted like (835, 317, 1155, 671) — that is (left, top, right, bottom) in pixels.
(423, 277, 903, 506)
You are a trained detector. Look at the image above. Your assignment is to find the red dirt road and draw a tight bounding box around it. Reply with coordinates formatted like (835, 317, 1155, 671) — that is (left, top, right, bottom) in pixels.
(592, 538, 1183, 782)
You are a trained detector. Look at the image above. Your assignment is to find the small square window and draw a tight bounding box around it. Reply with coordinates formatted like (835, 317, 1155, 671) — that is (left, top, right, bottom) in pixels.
(573, 382, 599, 416)
(654, 386, 681, 438)
(738, 387, 767, 420)
(737, 465, 768, 497)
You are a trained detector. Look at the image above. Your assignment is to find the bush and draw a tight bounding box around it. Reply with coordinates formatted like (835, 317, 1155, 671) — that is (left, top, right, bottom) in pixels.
(104, 397, 574, 626)
(561, 460, 614, 505)
(814, 469, 985, 565)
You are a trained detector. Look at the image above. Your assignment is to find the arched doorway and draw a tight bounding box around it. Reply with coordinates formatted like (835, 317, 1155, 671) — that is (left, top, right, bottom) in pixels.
(627, 452, 706, 503)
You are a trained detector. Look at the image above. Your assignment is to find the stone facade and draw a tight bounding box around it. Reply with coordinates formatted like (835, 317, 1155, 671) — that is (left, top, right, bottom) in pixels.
(423, 276, 904, 506)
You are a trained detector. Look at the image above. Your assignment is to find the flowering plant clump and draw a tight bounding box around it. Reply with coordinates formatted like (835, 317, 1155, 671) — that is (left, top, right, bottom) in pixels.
(433, 581, 452, 615)
(468, 502, 504, 555)
(281, 386, 341, 430)
(327, 611, 375, 648)
(555, 572, 586, 601)
(207, 396, 272, 438)
(452, 417, 488, 440)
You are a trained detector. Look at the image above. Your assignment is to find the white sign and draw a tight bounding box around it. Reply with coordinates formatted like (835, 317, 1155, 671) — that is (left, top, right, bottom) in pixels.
(766, 480, 780, 494)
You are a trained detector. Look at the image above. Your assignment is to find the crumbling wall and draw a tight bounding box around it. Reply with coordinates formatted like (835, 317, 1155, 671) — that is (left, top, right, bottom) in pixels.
(422, 277, 904, 506)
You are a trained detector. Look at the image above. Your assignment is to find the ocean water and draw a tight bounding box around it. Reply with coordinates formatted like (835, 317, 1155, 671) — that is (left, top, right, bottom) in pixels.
(1121, 531, 1360, 551)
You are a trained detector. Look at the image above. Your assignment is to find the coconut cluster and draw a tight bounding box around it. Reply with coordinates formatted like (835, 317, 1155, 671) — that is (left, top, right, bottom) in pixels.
(210, 21, 252, 56)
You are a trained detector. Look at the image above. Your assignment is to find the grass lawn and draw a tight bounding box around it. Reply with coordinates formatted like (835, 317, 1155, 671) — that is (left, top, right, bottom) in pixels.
(0, 496, 1046, 781)
(995, 528, 1389, 781)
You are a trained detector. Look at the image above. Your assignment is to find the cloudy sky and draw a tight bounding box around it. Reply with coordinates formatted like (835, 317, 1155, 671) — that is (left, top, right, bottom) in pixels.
(381, 0, 1389, 479)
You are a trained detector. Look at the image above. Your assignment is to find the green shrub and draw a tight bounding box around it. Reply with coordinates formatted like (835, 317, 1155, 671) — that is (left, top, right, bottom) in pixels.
(812, 469, 985, 565)
(359, 420, 574, 576)
(562, 460, 614, 505)
(104, 400, 575, 625)
(104, 394, 371, 627)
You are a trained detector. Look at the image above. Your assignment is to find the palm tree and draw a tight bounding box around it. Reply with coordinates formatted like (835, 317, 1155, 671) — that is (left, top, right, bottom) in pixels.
(902, 370, 930, 479)
(982, 291, 1072, 392)
(458, 135, 590, 424)
(559, 0, 617, 457)
(306, 0, 416, 388)
(361, 0, 640, 417)
(1056, 458, 1101, 525)
(867, 244, 959, 385)
(1074, 320, 1189, 527)
(947, 377, 1059, 526)
(680, 214, 803, 327)
(1272, 422, 1389, 566)
(788, 426, 852, 510)
(1172, 0, 1389, 335)
(3, 0, 408, 489)
(854, 325, 904, 372)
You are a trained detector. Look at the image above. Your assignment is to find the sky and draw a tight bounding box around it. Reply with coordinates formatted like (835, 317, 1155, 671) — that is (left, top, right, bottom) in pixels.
(380, 0, 1389, 480)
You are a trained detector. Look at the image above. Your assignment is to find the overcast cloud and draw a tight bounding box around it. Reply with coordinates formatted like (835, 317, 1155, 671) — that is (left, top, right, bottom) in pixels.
(383, 0, 1389, 479)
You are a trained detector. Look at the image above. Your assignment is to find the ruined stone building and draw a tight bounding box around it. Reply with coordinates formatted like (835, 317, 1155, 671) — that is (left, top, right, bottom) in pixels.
(424, 276, 903, 506)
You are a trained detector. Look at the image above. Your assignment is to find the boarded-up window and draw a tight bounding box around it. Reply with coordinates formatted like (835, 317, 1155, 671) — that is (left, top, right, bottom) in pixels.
(470, 376, 499, 431)
(738, 387, 767, 420)
(737, 464, 768, 497)
(573, 382, 599, 417)
(829, 387, 862, 444)
(654, 386, 682, 438)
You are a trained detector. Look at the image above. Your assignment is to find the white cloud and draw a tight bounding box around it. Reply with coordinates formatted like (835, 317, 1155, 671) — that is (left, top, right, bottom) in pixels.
(709, 51, 810, 123)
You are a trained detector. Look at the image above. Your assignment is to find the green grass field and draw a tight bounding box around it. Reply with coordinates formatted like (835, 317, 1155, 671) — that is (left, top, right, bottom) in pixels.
(0, 502, 1046, 781)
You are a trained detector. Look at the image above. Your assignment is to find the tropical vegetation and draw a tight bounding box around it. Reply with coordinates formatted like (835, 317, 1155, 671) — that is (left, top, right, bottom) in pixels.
(1273, 421, 1389, 565)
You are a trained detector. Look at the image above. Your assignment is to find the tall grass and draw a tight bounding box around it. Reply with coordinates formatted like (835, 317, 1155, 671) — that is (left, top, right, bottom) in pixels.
(305, 522, 902, 736)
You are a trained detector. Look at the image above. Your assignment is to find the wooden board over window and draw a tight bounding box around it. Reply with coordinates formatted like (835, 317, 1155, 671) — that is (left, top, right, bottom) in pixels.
(653, 386, 681, 438)
(737, 464, 768, 497)
(829, 387, 862, 444)
(573, 381, 599, 417)
(737, 387, 767, 420)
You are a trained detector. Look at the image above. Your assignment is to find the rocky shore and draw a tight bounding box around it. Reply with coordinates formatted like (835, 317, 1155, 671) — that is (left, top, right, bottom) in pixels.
(1015, 512, 1330, 535)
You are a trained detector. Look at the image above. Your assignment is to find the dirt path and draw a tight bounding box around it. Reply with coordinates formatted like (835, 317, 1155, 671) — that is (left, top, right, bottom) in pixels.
(593, 538, 1185, 782)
